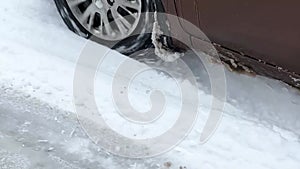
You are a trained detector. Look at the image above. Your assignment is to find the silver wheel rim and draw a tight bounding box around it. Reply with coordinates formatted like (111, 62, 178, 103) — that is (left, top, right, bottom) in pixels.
(66, 0, 142, 41)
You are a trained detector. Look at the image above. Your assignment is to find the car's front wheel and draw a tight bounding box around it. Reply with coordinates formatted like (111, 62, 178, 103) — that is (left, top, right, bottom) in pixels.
(55, 0, 155, 55)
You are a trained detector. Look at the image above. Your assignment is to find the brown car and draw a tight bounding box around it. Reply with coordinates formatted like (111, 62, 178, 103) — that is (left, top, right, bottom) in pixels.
(55, 0, 300, 87)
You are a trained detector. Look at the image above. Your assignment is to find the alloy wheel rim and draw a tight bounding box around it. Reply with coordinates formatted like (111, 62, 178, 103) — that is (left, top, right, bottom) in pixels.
(66, 0, 142, 41)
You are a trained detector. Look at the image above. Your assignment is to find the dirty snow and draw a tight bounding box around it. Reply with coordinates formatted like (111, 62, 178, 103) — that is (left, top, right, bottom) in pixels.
(151, 12, 183, 62)
(0, 0, 300, 169)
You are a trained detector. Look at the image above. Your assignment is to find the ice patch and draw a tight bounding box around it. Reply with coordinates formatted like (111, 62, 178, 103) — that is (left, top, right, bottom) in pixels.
(151, 12, 183, 62)
(64, 138, 93, 160)
(290, 75, 300, 82)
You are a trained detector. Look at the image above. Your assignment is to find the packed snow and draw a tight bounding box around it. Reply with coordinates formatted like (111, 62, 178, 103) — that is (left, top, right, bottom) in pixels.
(0, 0, 300, 169)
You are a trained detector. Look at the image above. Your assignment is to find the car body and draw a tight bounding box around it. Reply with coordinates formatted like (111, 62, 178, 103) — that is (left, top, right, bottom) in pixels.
(161, 0, 300, 88)
(55, 0, 300, 88)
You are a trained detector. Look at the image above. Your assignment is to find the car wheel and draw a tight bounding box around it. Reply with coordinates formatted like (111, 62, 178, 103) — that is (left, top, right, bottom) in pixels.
(54, 0, 156, 55)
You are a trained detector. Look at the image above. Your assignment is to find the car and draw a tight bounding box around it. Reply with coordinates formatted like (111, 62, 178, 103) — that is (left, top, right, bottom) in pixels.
(54, 0, 300, 88)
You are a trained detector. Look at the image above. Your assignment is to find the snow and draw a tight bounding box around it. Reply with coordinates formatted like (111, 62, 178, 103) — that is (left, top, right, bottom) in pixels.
(0, 0, 300, 169)
(151, 12, 183, 62)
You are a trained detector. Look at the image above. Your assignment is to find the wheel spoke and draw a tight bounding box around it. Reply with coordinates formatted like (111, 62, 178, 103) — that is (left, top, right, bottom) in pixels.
(79, 5, 94, 24)
(111, 11, 126, 35)
(100, 11, 113, 35)
(88, 11, 96, 29)
(119, 16, 132, 29)
(121, 0, 140, 11)
(116, 11, 132, 29)
(67, 0, 87, 8)
(98, 20, 104, 35)
(120, 5, 138, 19)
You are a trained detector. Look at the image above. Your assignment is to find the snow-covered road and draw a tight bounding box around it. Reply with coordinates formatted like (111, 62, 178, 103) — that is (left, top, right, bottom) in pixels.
(0, 0, 300, 169)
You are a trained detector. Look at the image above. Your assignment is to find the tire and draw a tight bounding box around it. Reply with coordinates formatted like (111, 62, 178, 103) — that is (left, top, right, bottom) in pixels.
(54, 0, 158, 55)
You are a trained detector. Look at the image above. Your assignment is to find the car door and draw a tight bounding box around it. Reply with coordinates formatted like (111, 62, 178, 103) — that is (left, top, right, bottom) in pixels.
(175, 0, 202, 38)
(195, 0, 300, 74)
